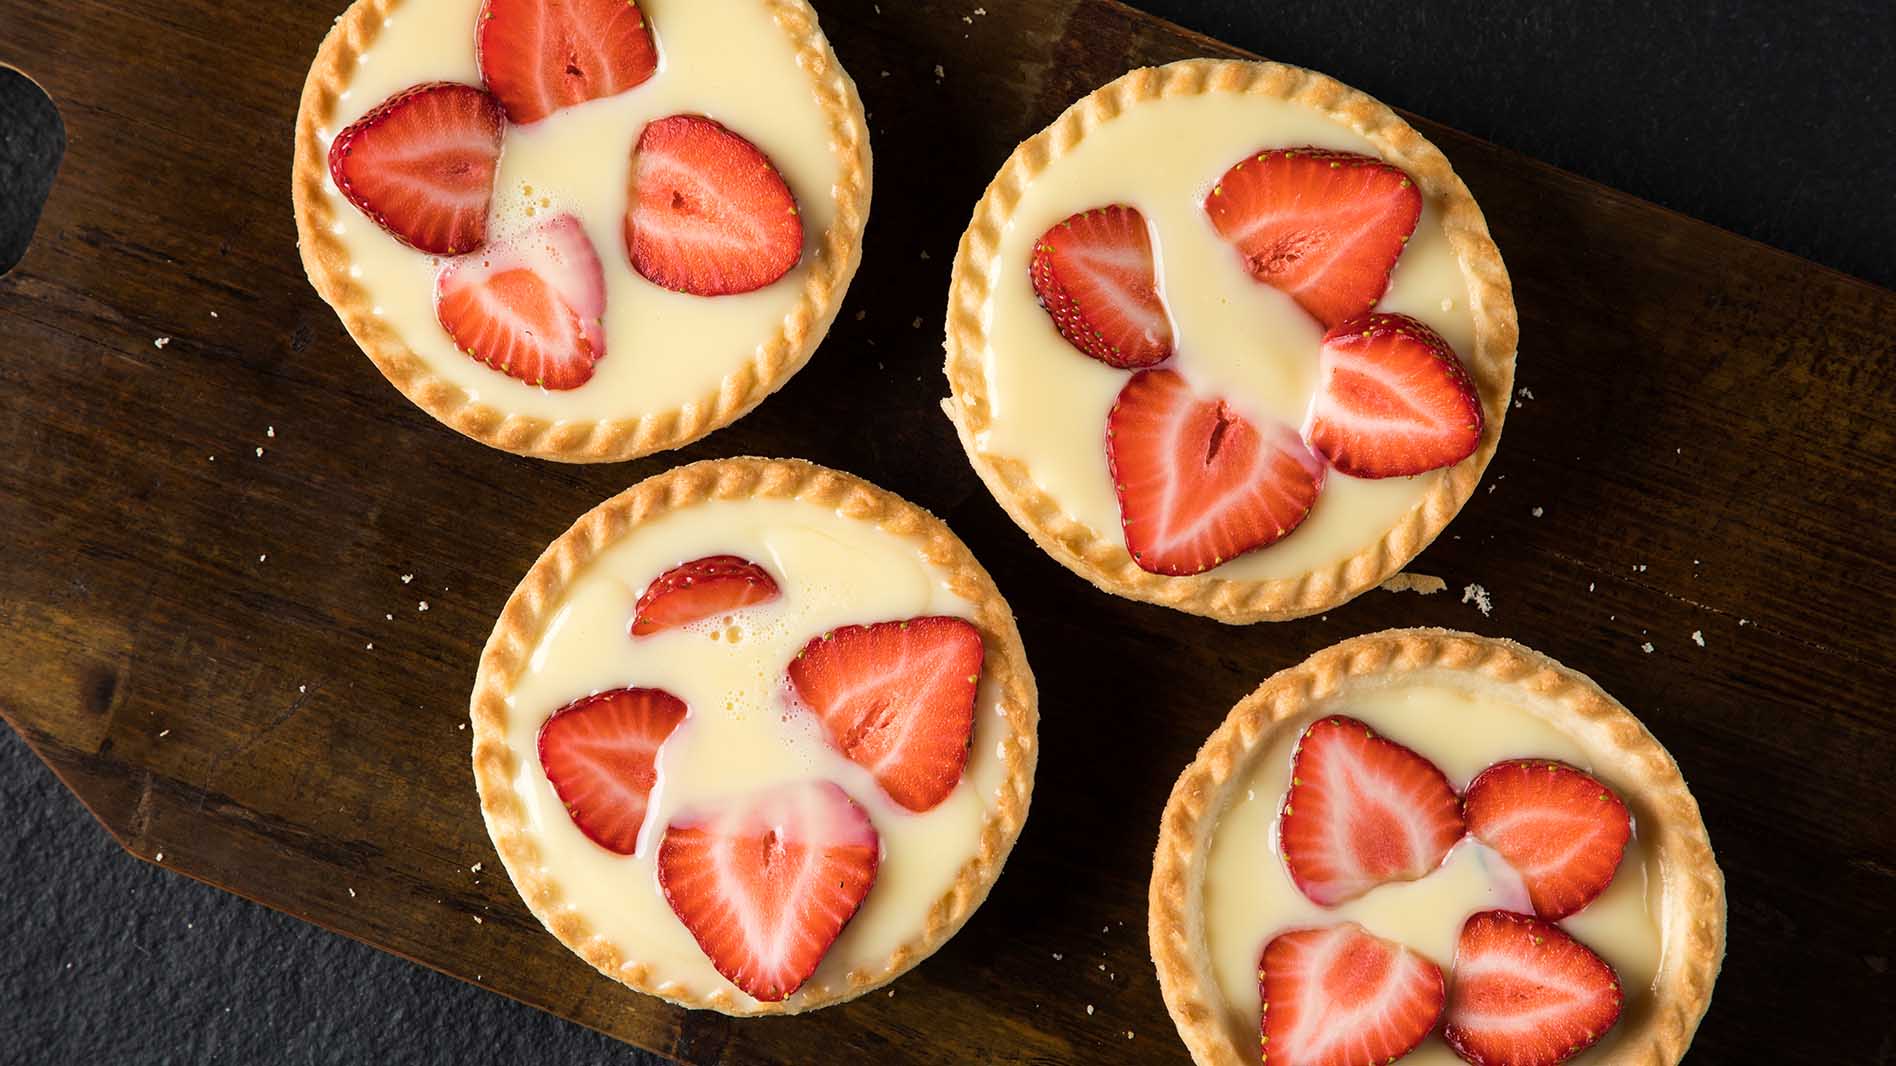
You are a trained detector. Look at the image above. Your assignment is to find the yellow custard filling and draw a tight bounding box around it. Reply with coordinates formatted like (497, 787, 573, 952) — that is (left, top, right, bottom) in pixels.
(1203, 675, 1663, 1064)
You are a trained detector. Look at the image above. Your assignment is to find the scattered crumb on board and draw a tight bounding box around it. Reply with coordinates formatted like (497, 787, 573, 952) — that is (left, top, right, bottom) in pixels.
(1462, 583, 1493, 616)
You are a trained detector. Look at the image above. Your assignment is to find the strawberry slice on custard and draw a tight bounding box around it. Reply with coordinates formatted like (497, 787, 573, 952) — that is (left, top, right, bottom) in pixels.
(434, 213, 607, 389)
(1029, 204, 1173, 368)
(477, 0, 658, 125)
(631, 555, 781, 637)
(1203, 147, 1421, 328)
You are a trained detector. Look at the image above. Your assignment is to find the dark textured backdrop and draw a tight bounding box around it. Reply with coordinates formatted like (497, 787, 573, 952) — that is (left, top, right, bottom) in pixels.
(3, 1, 1890, 1063)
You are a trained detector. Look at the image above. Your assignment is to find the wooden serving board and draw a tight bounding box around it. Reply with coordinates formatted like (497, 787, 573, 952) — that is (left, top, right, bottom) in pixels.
(2, 0, 1892, 1062)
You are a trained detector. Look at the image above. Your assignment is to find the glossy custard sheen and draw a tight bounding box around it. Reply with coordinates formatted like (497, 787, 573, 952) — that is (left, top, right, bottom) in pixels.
(973, 91, 1476, 580)
(319, 0, 843, 421)
(1203, 675, 1663, 1065)
(499, 497, 1015, 1008)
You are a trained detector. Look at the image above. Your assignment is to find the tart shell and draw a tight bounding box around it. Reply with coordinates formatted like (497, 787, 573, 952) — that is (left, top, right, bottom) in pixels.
(468, 457, 1038, 1014)
(292, 0, 872, 462)
(1147, 628, 1724, 1065)
(943, 59, 1518, 621)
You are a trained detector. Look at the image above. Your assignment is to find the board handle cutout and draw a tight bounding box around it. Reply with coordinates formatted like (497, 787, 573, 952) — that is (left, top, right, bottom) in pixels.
(0, 64, 66, 278)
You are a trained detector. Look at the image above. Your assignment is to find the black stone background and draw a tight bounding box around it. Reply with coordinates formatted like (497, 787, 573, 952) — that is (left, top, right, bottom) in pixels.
(2, 1, 1891, 1063)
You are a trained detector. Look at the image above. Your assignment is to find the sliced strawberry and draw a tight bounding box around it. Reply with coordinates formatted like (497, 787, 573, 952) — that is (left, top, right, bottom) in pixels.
(1259, 923, 1445, 1066)
(1279, 715, 1465, 905)
(787, 617, 981, 813)
(658, 780, 879, 1002)
(630, 555, 780, 636)
(537, 687, 687, 855)
(1029, 205, 1173, 368)
(1203, 147, 1421, 328)
(1443, 910, 1624, 1066)
(624, 115, 803, 296)
(328, 82, 505, 255)
(477, 0, 658, 125)
(1105, 368, 1324, 576)
(1462, 760, 1632, 921)
(1306, 312, 1482, 478)
(434, 213, 606, 389)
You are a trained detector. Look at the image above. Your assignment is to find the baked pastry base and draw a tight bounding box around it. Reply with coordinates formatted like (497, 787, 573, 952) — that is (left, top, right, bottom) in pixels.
(292, 0, 871, 462)
(1148, 628, 1724, 1065)
(469, 457, 1038, 1014)
(943, 59, 1518, 621)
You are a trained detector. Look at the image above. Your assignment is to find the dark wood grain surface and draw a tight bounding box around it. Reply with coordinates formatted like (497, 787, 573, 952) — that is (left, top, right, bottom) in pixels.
(2, 0, 1891, 1062)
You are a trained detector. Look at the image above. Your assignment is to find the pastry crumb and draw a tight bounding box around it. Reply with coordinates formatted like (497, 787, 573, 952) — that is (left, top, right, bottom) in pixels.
(401, 574, 414, 584)
(365, 642, 374, 650)
(1692, 630, 1705, 647)
(1461, 583, 1493, 616)
(259, 554, 267, 562)
(267, 426, 275, 438)
(1051, 952, 1062, 961)
(934, 63, 945, 80)
(210, 310, 219, 318)
(911, 316, 923, 329)
(255, 447, 264, 458)
(153, 337, 170, 349)
(1641, 642, 1655, 653)
(1086, 1004, 1094, 1015)
(472, 916, 483, 924)
(299, 684, 307, 693)
(419, 601, 429, 612)
(158, 729, 170, 737)
(385, 613, 393, 621)
(855, 309, 866, 321)
(155, 852, 164, 862)
(1531, 506, 1543, 518)
(471, 862, 482, 873)
(1380, 572, 1445, 596)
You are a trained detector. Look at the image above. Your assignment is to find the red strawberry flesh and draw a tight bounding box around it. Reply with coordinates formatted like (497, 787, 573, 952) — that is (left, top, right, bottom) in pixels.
(658, 780, 879, 1002)
(631, 555, 780, 637)
(787, 617, 982, 813)
(434, 212, 607, 389)
(477, 0, 658, 125)
(624, 114, 803, 296)
(1204, 147, 1421, 328)
(1462, 759, 1632, 920)
(1307, 312, 1483, 478)
(537, 687, 687, 855)
(1278, 715, 1465, 905)
(1029, 204, 1173, 368)
(1106, 368, 1324, 576)
(1443, 910, 1624, 1066)
(328, 82, 505, 255)
(1259, 923, 1445, 1066)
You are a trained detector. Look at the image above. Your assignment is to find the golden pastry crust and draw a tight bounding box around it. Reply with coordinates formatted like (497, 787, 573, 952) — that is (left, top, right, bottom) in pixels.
(1148, 628, 1725, 1066)
(943, 59, 1518, 621)
(468, 458, 1038, 1014)
(292, 0, 871, 462)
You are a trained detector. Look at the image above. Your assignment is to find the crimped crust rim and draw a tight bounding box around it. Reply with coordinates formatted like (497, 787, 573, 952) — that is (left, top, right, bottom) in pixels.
(468, 457, 1039, 1015)
(292, 0, 872, 463)
(942, 59, 1519, 620)
(1147, 628, 1726, 1066)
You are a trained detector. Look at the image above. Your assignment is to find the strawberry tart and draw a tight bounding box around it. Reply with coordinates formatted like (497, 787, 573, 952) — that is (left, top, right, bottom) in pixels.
(469, 458, 1036, 1012)
(293, 0, 869, 461)
(1149, 630, 1725, 1066)
(944, 60, 1517, 620)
